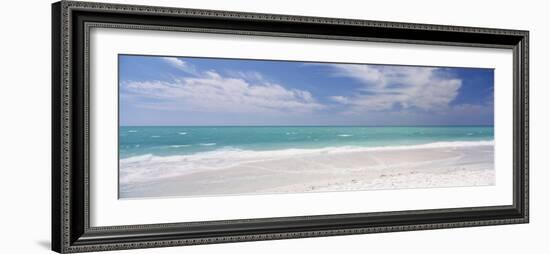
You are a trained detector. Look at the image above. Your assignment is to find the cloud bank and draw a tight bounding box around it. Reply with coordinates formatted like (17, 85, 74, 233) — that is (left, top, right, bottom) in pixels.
(123, 63, 324, 114)
(120, 56, 493, 125)
(327, 64, 462, 113)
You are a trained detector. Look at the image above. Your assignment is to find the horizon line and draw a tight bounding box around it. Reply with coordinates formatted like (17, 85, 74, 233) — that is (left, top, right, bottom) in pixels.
(119, 124, 495, 127)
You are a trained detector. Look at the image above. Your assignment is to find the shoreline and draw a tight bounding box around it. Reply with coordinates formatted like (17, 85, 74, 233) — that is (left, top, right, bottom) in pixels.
(119, 141, 495, 199)
(120, 140, 494, 163)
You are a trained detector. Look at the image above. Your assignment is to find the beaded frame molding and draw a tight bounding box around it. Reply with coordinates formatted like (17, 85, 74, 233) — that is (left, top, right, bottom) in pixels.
(52, 1, 529, 253)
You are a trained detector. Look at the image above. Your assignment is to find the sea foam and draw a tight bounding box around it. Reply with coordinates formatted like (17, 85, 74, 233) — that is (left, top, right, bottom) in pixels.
(119, 140, 494, 184)
(169, 144, 191, 148)
(121, 140, 494, 164)
(199, 143, 216, 146)
(338, 134, 353, 137)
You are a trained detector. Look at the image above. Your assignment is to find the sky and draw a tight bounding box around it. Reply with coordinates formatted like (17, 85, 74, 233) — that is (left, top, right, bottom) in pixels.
(119, 55, 494, 126)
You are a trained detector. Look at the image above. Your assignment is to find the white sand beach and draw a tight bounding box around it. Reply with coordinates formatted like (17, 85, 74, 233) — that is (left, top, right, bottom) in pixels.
(119, 141, 494, 199)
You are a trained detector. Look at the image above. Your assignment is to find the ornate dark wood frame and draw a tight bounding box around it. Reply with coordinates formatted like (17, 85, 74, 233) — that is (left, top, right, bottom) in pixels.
(52, 1, 529, 253)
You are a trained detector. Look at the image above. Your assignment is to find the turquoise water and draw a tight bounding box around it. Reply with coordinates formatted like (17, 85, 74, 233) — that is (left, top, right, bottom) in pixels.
(119, 126, 494, 159)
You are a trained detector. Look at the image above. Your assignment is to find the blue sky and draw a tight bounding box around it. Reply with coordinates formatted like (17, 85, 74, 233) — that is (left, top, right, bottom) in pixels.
(119, 55, 494, 126)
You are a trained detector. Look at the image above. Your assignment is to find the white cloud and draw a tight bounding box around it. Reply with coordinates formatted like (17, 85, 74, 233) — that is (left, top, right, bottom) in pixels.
(123, 70, 324, 114)
(329, 96, 349, 104)
(162, 57, 199, 76)
(327, 65, 462, 112)
(226, 70, 266, 82)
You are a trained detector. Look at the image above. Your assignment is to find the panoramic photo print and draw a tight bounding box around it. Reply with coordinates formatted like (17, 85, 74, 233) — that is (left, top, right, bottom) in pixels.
(118, 55, 495, 199)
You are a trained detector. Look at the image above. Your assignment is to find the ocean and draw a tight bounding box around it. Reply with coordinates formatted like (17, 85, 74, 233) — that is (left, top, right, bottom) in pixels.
(119, 126, 494, 160)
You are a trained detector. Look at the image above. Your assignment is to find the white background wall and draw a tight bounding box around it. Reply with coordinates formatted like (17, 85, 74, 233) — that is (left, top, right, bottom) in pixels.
(0, 0, 547, 253)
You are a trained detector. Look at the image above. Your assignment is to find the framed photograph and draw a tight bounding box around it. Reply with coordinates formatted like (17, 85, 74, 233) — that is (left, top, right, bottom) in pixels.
(52, 1, 529, 253)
